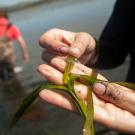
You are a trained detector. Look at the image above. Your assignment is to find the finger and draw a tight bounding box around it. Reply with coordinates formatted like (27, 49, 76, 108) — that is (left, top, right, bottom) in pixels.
(68, 32, 95, 58)
(40, 90, 135, 134)
(42, 49, 67, 63)
(39, 90, 77, 112)
(38, 64, 88, 100)
(39, 90, 101, 115)
(39, 29, 74, 53)
(51, 57, 107, 80)
(93, 82, 135, 114)
(94, 101, 135, 133)
(93, 93, 135, 133)
(38, 64, 63, 85)
(39, 89, 105, 115)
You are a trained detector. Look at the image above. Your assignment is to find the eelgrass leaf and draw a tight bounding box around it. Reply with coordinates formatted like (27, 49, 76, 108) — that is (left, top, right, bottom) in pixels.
(73, 75, 98, 86)
(115, 82, 135, 90)
(63, 56, 95, 135)
(63, 56, 77, 85)
(63, 58, 87, 121)
(83, 86, 94, 135)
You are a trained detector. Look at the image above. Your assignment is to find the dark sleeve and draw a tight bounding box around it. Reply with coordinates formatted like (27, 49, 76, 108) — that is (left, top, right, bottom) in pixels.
(91, 0, 135, 69)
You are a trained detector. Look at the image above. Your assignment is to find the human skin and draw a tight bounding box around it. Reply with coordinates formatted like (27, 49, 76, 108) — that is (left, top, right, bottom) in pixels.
(16, 36, 29, 62)
(38, 58, 135, 134)
(39, 28, 135, 134)
(39, 28, 96, 64)
(1, 36, 29, 65)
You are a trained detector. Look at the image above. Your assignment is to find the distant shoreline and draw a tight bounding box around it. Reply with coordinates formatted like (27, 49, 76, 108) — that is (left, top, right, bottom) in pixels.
(0, 0, 61, 12)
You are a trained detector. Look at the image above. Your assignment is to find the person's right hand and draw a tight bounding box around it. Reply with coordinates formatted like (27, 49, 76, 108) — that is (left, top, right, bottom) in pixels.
(39, 28, 96, 64)
(23, 52, 29, 62)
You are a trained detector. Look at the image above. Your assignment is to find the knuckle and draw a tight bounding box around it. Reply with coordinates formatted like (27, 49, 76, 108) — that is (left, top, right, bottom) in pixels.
(103, 83, 123, 101)
(39, 34, 48, 46)
(39, 36, 44, 45)
(48, 28, 57, 32)
(39, 28, 57, 45)
(69, 48, 81, 58)
(79, 32, 90, 37)
(37, 64, 45, 73)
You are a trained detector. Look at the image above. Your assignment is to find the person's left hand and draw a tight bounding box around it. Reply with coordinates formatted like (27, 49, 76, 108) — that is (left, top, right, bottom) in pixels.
(39, 28, 96, 64)
(38, 58, 135, 134)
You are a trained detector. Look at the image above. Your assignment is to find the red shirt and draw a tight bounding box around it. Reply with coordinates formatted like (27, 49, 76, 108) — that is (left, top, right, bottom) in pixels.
(0, 17, 21, 41)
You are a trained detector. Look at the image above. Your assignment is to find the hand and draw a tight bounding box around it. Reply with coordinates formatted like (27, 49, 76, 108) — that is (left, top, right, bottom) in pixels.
(23, 53, 29, 62)
(39, 28, 96, 64)
(38, 58, 135, 134)
(16, 36, 29, 62)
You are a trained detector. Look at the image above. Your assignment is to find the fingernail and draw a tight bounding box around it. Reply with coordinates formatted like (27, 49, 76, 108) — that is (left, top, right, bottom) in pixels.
(60, 46, 69, 53)
(93, 83, 106, 95)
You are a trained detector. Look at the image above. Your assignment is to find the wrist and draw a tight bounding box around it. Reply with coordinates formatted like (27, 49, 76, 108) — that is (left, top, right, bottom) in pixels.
(86, 38, 99, 66)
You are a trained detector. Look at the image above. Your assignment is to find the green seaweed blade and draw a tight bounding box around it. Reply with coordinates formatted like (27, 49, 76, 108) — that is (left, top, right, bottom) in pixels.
(115, 82, 135, 90)
(63, 57, 87, 121)
(63, 56, 95, 135)
(63, 56, 77, 85)
(68, 74, 87, 121)
(83, 86, 94, 135)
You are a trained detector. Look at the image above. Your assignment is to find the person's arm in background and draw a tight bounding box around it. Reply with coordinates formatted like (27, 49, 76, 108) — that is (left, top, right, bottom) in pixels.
(11, 25, 29, 62)
(87, 0, 135, 69)
(16, 35, 29, 62)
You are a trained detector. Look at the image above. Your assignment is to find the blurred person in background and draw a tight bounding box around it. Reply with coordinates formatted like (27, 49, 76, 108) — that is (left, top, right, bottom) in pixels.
(0, 9, 29, 80)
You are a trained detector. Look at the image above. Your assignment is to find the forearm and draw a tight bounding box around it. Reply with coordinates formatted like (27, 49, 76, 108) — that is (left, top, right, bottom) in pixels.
(86, 0, 134, 69)
(19, 37, 28, 52)
(86, 39, 128, 69)
(16, 36, 29, 61)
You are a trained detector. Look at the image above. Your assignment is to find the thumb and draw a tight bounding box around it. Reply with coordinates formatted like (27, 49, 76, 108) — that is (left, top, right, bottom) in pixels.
(68, 33, 91, 58)
(93, 82, 135, 114)
(59, 41, 86, 58)
(60, 32, 95, 58)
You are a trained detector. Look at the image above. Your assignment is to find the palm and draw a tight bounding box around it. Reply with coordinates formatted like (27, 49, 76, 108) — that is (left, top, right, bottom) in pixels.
(93, 93, 135, 132)
(38, 58, 135, 134)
